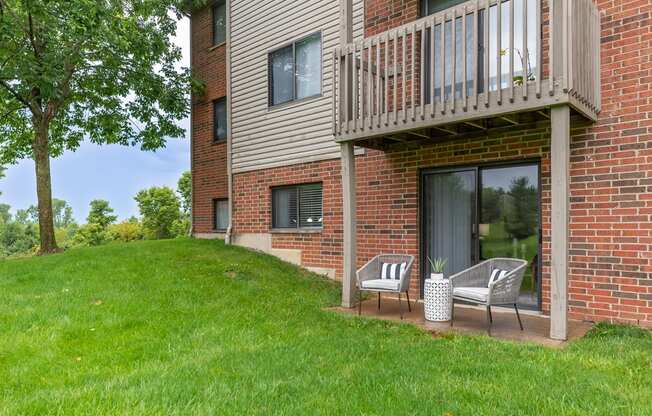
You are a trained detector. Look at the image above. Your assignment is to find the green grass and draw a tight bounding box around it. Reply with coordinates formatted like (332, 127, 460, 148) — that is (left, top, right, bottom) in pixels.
(0, 239, 650, 415)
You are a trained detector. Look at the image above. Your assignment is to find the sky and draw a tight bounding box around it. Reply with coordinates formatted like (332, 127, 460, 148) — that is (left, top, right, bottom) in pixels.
(0, 18, 191, 223)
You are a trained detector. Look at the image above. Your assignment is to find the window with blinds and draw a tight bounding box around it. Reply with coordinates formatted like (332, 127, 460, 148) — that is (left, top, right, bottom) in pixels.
(272, 183, 323, 229)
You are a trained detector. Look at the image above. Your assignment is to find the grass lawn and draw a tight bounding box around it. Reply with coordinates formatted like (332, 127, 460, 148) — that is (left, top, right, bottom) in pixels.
(0, 239, 650, 415)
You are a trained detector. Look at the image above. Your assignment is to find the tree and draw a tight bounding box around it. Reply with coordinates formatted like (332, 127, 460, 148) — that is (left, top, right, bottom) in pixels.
(177, 171, 192, 215)
(87, 199, 117, 229)
(52, 198, 75, 228)
(135, 186, 181, 239)
(13, 198, 74, 228)
(0, 203, 11, 224)
(0, 1, 194, 254)
(481, 187, 503, 224)
(14, 206, 38, 225)
(505, 177, 538, 240)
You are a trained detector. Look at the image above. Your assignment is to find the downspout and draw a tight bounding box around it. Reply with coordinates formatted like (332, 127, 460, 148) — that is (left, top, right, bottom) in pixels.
(188, 14, 195, 237)
(224, 0, 234, 244)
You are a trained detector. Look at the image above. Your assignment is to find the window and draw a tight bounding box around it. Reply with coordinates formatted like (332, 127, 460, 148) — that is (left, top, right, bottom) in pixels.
(272, 183, 323, 229)
(213, 98, 226, 142)
(212, 0, 226, 46)
(422, 0, 467, 15)
(268, 33, 322, 106)
(213, 199, 229, 231)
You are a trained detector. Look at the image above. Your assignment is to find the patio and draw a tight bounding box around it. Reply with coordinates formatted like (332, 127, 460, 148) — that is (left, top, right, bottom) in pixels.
(336, 295, 593, 348)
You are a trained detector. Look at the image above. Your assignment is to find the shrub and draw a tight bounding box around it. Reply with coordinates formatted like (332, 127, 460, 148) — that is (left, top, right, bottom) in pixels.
(0, 222, 39, 256)
(71, 223, 108, 247)
(170, 217, 191, 238)
(107, 221, 144, 243)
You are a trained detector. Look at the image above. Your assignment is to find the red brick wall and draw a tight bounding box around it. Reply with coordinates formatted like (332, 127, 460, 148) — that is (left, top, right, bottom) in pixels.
(191, 4, 228, 233)
(229, 0, 652, 327)
(233, 128, 551, 302)
(198, 0, 652, 327)
(565, 0, 652, 327)
(365, 0, 419, 37)
(233, 160, 345, 273)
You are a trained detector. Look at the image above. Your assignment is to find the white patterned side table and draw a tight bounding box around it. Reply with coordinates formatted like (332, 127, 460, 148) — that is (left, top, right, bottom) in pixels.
(424, 279, 452, 322)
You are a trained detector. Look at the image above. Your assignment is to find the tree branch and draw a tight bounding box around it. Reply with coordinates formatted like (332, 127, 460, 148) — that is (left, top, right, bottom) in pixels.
(0, 80, 30, 109)
(47, 62, 76, 120)
(27, 9, 43, 62)
(0, 104, 21, 120)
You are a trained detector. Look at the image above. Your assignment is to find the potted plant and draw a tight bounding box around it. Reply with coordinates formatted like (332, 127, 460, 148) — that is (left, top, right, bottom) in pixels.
(428, 257, 447, 280)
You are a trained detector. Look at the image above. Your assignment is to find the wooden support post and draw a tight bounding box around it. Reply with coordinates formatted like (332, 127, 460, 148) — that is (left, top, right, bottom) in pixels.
(341, 142, 357, 308)
(550, 104, 569, 341)
(340, 0, 353, 130)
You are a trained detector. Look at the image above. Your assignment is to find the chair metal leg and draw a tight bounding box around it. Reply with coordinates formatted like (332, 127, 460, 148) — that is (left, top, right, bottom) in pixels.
(487, 305, 493, 323)
(378, 292, 381, 311)
(398, 293, 403, 320)
(514, 303, 524, 331)
(486, 306, 492, 336)
(406, 291, 412, 313)
(450, 299, 455, 327)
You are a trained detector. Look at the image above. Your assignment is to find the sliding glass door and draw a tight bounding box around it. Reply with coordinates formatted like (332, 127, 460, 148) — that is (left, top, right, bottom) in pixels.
(422, 169, 477, 280)
(422, 0, 540, 103)
(422, 162, 541, 309)
(479, 164, 540, 309)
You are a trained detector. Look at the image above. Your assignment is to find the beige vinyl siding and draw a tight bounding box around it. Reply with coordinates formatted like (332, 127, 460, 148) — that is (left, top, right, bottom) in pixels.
(231, 0, 363, 173)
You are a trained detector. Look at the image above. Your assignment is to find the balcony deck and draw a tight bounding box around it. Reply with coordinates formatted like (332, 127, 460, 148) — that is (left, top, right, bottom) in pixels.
(332, 0, 601, 147)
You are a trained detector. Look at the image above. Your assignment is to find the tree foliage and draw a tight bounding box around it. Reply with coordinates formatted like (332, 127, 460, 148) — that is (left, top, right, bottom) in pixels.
(135, 186, 180, 240)
(13, 198, 75, 228)
(505, 177, 538, 240)
(0, 0, 196, 253)
(87, 199, 117, 229)
(177, 170, 191, 215)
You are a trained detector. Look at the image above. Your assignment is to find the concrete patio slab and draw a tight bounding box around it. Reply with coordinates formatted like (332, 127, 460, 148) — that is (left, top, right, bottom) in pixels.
(334, 295, 593, 348)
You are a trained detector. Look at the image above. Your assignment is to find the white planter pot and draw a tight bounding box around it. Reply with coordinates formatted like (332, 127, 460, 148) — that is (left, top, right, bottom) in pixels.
(430, 273, 445, 280)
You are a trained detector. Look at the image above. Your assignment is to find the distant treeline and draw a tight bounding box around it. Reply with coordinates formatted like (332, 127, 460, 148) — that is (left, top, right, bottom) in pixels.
(0, 171, 191, 259)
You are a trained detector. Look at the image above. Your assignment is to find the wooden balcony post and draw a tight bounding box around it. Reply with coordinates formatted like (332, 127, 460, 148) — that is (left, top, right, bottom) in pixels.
(341, 141, 357, 308)
(340, 0, 353, 131)
(550, 104, 570, 340)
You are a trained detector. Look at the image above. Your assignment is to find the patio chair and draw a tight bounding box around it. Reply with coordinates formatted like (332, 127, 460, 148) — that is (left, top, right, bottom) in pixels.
(449, 258, 528, 335)
(356, 254, 415, 319)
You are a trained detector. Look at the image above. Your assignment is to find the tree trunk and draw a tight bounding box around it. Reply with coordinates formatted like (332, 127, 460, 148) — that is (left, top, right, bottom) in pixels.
(33, 121, 59, 254)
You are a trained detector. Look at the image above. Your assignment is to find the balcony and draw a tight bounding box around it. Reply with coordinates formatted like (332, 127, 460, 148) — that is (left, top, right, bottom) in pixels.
(332, 0, 601, 146)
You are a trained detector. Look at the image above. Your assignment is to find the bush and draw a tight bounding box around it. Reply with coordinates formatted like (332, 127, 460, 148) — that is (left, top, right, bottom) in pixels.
(170, 217, 190, 238)
(71, 223, 108, 247)
(0, 222, 39, 256)
(107, 221, 144, 243)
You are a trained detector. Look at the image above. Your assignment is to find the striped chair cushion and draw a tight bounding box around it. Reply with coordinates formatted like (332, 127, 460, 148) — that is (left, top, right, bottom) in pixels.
(489, 268, 508, 286)
(381, 262, 407, 280)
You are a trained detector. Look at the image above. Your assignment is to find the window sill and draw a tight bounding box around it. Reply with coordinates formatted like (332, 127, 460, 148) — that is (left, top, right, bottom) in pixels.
(208, 42, 226, 52)
(212, 139, 228, 146)
(270, 228, 323, 234)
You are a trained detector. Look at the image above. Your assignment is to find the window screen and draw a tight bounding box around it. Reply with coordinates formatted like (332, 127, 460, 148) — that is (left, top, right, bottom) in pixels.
(269, 33, 322, 106)
(269, 45, 294, 106)
(213, 98, 226, 142)
(272, 184, 323, 229)
(213, 1, 226, 45)
(214, 199, 229, 231)
(295, 33, 322, 100)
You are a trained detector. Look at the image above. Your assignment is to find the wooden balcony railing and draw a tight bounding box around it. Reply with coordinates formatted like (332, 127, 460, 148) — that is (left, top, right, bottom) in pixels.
(332, 0, 600, 142)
